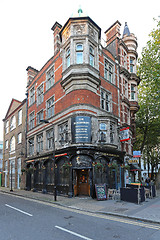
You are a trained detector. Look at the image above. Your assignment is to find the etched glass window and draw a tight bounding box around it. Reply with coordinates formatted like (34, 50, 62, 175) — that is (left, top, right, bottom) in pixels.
(99, 123, 107, 142)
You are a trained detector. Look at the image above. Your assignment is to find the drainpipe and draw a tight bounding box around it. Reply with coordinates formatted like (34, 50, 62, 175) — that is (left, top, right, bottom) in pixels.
(25, 92, 28, 190)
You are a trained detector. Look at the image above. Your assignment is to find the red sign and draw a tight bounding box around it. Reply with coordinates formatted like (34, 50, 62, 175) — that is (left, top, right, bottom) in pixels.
(55, 153, 67, 158)
(120, 127, 130, 142)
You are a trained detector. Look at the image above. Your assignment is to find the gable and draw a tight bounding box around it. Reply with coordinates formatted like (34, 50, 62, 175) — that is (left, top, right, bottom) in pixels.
(4, 98, 22, 120)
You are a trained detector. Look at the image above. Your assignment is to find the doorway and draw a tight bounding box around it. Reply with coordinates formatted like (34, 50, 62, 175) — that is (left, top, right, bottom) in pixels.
(74, 169, 90, 196)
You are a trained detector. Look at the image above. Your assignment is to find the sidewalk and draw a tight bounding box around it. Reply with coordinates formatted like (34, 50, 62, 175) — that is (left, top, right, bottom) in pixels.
(0, 187, 160, 224)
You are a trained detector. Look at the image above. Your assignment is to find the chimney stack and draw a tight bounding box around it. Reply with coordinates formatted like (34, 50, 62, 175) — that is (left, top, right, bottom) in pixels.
(105, 20, 121, 57)
(26, 66, 39, 85)
(51, 22, 62, 55)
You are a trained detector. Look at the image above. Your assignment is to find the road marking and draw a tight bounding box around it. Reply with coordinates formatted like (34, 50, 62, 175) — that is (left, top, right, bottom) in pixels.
(55, 226, 93, 240)
(1, 192, 160, 230)
(5, 204, 33, 217)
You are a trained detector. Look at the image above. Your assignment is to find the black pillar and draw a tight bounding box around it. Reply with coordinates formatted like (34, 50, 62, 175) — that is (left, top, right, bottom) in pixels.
(68, 166, 73, 198)
(42, 165, 47, 194)
(89, 168, 93, 197)
(33, 167, 37, 192)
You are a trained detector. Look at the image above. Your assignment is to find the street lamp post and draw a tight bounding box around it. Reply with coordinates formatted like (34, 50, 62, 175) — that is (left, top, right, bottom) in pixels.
(40, 119, 57, 201)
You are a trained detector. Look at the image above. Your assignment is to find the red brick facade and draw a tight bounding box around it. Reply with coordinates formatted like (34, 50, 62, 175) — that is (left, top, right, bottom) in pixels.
(25, 15, 139, 195)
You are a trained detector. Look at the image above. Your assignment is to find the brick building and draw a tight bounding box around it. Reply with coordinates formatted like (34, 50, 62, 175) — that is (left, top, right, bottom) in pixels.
(2, 98, 26, 189)
(25, 12, 140, 197)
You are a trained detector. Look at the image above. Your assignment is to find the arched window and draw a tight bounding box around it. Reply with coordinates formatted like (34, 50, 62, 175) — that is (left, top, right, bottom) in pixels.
(10, 116, 16, 131)
(76, 44, 83, 64)
(10, 136, 15, 152)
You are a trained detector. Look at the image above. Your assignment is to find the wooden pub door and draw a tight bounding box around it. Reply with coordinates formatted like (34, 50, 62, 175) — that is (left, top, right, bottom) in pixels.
(76, 169, 90, 196)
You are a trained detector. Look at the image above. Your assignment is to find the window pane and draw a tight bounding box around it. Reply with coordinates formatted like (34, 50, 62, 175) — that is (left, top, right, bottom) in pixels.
(100, 123, 107, 130)
(77, 52, 83, 64)
(76, 44, 83, 51)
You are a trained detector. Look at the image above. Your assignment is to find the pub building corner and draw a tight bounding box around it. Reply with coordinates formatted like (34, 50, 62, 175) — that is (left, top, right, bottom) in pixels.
(25, 13, 139, 197)
(25, 115, 126, 198)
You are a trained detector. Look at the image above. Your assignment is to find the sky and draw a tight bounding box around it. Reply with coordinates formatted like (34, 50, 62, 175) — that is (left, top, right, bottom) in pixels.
(0, 0, 159, 141)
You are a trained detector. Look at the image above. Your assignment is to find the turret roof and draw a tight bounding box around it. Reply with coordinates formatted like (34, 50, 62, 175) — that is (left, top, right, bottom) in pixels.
(123, 22, 130, 36)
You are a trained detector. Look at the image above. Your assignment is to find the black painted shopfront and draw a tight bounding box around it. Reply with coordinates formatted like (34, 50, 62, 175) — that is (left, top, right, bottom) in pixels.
(25, 146, 125, 197)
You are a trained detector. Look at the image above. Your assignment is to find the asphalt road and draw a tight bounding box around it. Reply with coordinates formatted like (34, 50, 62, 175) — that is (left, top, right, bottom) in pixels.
(0, 192, 160, 240)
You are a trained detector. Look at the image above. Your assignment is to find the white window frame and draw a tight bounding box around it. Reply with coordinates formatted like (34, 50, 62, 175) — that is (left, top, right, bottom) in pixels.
(37, 110, 44, 125)
(101, 89, 111, 112)
(28, 138, 34, 155)
(10, 116, 16, 131)
(59, 122, 69, 145)
(5, 120, 9, 134)
(10, 136, 15, 152)
(131, 84, 136, 100)
(37, 134, 43, 153)
(46, 96, 54, 119)
(46, 129, 54, 150)
(89, 45, 94, 66)
(110, 122, 115, 144)
(130, 57, 135, 73)
(5, 140, 8, 150)
(46, 65, 54, 90)
(37, 84, 44, 106)
(76, 44, 83, 64)
(18, 109, 22, 126)
(29, 111, 35, 130)
(99, 123, 107, 143)
(104, 59, 113, 83)
(29, 86, 35, 106)
(17, 132, 22, 144)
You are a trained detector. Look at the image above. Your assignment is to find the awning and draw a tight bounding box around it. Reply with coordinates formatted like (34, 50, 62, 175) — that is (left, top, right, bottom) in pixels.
(130, 163, 141, 171)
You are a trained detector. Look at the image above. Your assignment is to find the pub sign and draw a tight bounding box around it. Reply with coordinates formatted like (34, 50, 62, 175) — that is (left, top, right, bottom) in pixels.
(71, 116, 91, 143)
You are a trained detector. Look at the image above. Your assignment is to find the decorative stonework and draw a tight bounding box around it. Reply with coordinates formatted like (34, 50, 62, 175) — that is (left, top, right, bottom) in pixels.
(89, 26, 96, 39)
(64, 27, 70, 40)
(74, 24, 86, 35)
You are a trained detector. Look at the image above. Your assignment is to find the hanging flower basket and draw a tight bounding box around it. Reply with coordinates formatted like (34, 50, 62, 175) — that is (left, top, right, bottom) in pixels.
(108, 163, 118, 171)
(62, 162, 72, 169)
(121, 164, 130, 171)
(95, 162, 103, 169)
(21, 168, 26, 175)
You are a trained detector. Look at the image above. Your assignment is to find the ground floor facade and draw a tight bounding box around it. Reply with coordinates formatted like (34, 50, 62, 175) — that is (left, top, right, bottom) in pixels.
(25, 146, 125, 197)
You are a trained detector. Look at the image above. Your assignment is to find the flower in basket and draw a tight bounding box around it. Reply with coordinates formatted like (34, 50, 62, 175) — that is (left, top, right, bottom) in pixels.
(62, 162, 72, 168)
(121, 164, 130, 171)
(108, 162, 118, 170)
(95, 162, 103, 169)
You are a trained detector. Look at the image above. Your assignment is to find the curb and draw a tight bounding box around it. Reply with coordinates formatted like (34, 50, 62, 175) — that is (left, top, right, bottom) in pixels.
(1, 190, 160, 225)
